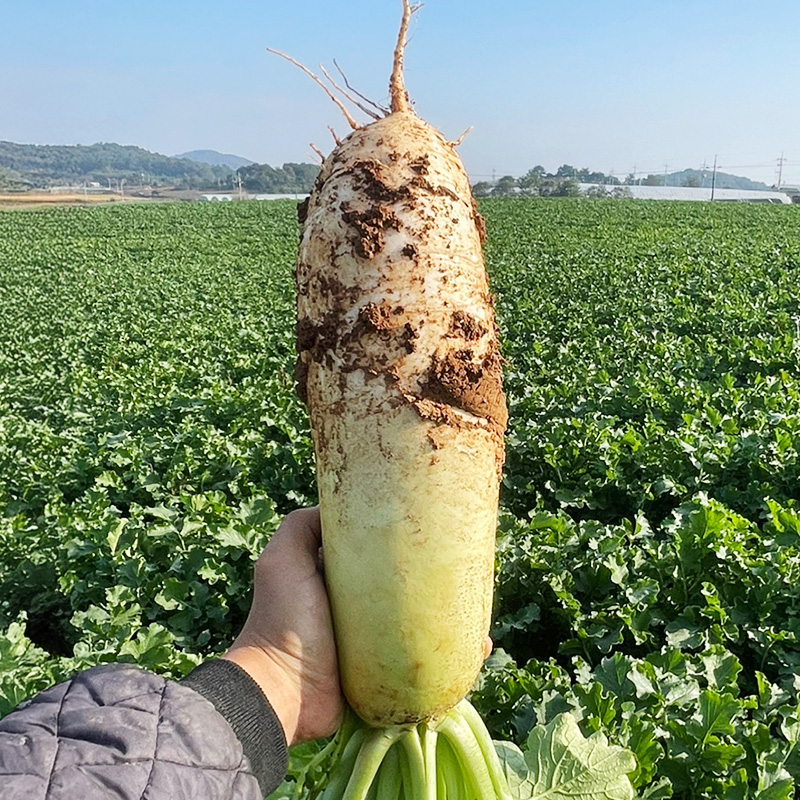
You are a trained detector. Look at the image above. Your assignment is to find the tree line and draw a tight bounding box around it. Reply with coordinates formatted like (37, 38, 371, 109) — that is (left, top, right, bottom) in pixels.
(472, 165, 624, 198)
(473, 164, 770, 196)
(0, 141, 322, 193)
(236, 162, 318, 194)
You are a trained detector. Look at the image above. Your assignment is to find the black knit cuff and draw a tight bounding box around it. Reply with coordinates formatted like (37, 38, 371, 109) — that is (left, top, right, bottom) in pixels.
(181, 659, 289, 796)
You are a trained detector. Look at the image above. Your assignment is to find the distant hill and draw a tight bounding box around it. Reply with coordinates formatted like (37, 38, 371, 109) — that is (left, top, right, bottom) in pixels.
(0, 141, 235, 190)
(173, 149, 254, 170)
(644, 168, 770, 191)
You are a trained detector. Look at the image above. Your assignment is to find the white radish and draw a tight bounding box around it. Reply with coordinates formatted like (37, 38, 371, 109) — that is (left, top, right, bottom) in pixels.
(279, 2, 510, 797)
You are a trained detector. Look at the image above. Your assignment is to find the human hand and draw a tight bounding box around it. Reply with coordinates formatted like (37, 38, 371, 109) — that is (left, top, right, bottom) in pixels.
(223, 507, 344, 746)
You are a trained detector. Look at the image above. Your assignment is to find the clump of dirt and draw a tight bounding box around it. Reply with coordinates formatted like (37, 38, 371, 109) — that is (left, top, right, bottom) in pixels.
(340, 202, 401, 259)
(296, 313, 339, 356)
(297, 197, 310, 225)
(408, 154, 430, 175)
(471, 198, 487, 244)
(295, 359, 310, 404)
(422, 347, 507, 432)
(295, 312, 339, 400)
(311, 273, 362, 310)
(354, 302, 418, 355)
(351, 160, 406, 204)
(449, 310, 487, 341)
(408, 396, 466, 429)
(296, 300, 421, 403)
(357, 301, 395, 331)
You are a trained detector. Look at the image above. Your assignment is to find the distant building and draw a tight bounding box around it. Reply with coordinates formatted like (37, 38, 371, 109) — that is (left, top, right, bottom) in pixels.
(580, 184, 793, 204)
(779, 185, 800, 204)
(197, 192, 310, 202)
(253, 193, 310, 201)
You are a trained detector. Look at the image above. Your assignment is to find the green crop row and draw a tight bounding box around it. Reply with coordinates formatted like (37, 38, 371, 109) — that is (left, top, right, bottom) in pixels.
(2, 199, 800, 798)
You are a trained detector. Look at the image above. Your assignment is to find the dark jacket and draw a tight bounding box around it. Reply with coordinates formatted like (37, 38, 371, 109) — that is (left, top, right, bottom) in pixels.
(0, 660, 288, 799)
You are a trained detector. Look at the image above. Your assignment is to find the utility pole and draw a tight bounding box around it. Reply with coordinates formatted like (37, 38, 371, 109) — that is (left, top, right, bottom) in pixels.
(663, 163, 669, 187)
(710, 155, 718, 201)
(777, 153, 785, 190)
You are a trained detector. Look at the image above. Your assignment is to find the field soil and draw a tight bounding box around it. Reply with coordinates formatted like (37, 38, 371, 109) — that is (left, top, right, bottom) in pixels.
(0, 192, 131, 207)
(0, 187, 209, 207)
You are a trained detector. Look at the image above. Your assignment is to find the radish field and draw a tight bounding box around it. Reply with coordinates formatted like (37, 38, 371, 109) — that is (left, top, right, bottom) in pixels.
(2, 198, 800, 797)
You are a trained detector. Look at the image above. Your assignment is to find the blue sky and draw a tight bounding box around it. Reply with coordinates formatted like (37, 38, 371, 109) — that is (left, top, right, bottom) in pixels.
(3, 0, 799, 186)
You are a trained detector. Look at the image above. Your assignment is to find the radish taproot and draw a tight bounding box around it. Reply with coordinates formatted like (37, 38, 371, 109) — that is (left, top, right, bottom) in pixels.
(281, 2, 509, 797)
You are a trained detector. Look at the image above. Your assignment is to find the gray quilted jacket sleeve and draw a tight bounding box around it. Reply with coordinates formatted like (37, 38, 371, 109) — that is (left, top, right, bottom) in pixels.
(0, 661, 289, 800)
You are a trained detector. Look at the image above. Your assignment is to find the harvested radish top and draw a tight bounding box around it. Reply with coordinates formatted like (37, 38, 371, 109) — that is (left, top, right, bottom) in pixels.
(280, 1, 509, 797)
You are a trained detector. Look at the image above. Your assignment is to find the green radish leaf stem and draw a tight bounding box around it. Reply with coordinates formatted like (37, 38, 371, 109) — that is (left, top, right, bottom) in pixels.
(341, 729, 402, 800)
(305, 702, 512, 799)
(398, 729, 428, 800)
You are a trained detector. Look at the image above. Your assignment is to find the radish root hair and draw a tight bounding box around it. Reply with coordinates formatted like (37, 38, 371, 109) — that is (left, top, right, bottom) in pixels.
(319, 64, 382, 122)
(269, 0, 423, 128)
(449, 126, 474, 148)
(266, 48, 361, 130)
(333, 59, 389, 116)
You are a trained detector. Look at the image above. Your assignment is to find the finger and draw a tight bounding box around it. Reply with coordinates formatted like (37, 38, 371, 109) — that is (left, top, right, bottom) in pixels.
(316, 545, 325, 577)
(267, 507, 321, 555)
(283, 506, 322, 551)
(257, 507, 322, 580)
(483, 635, 493, 660)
